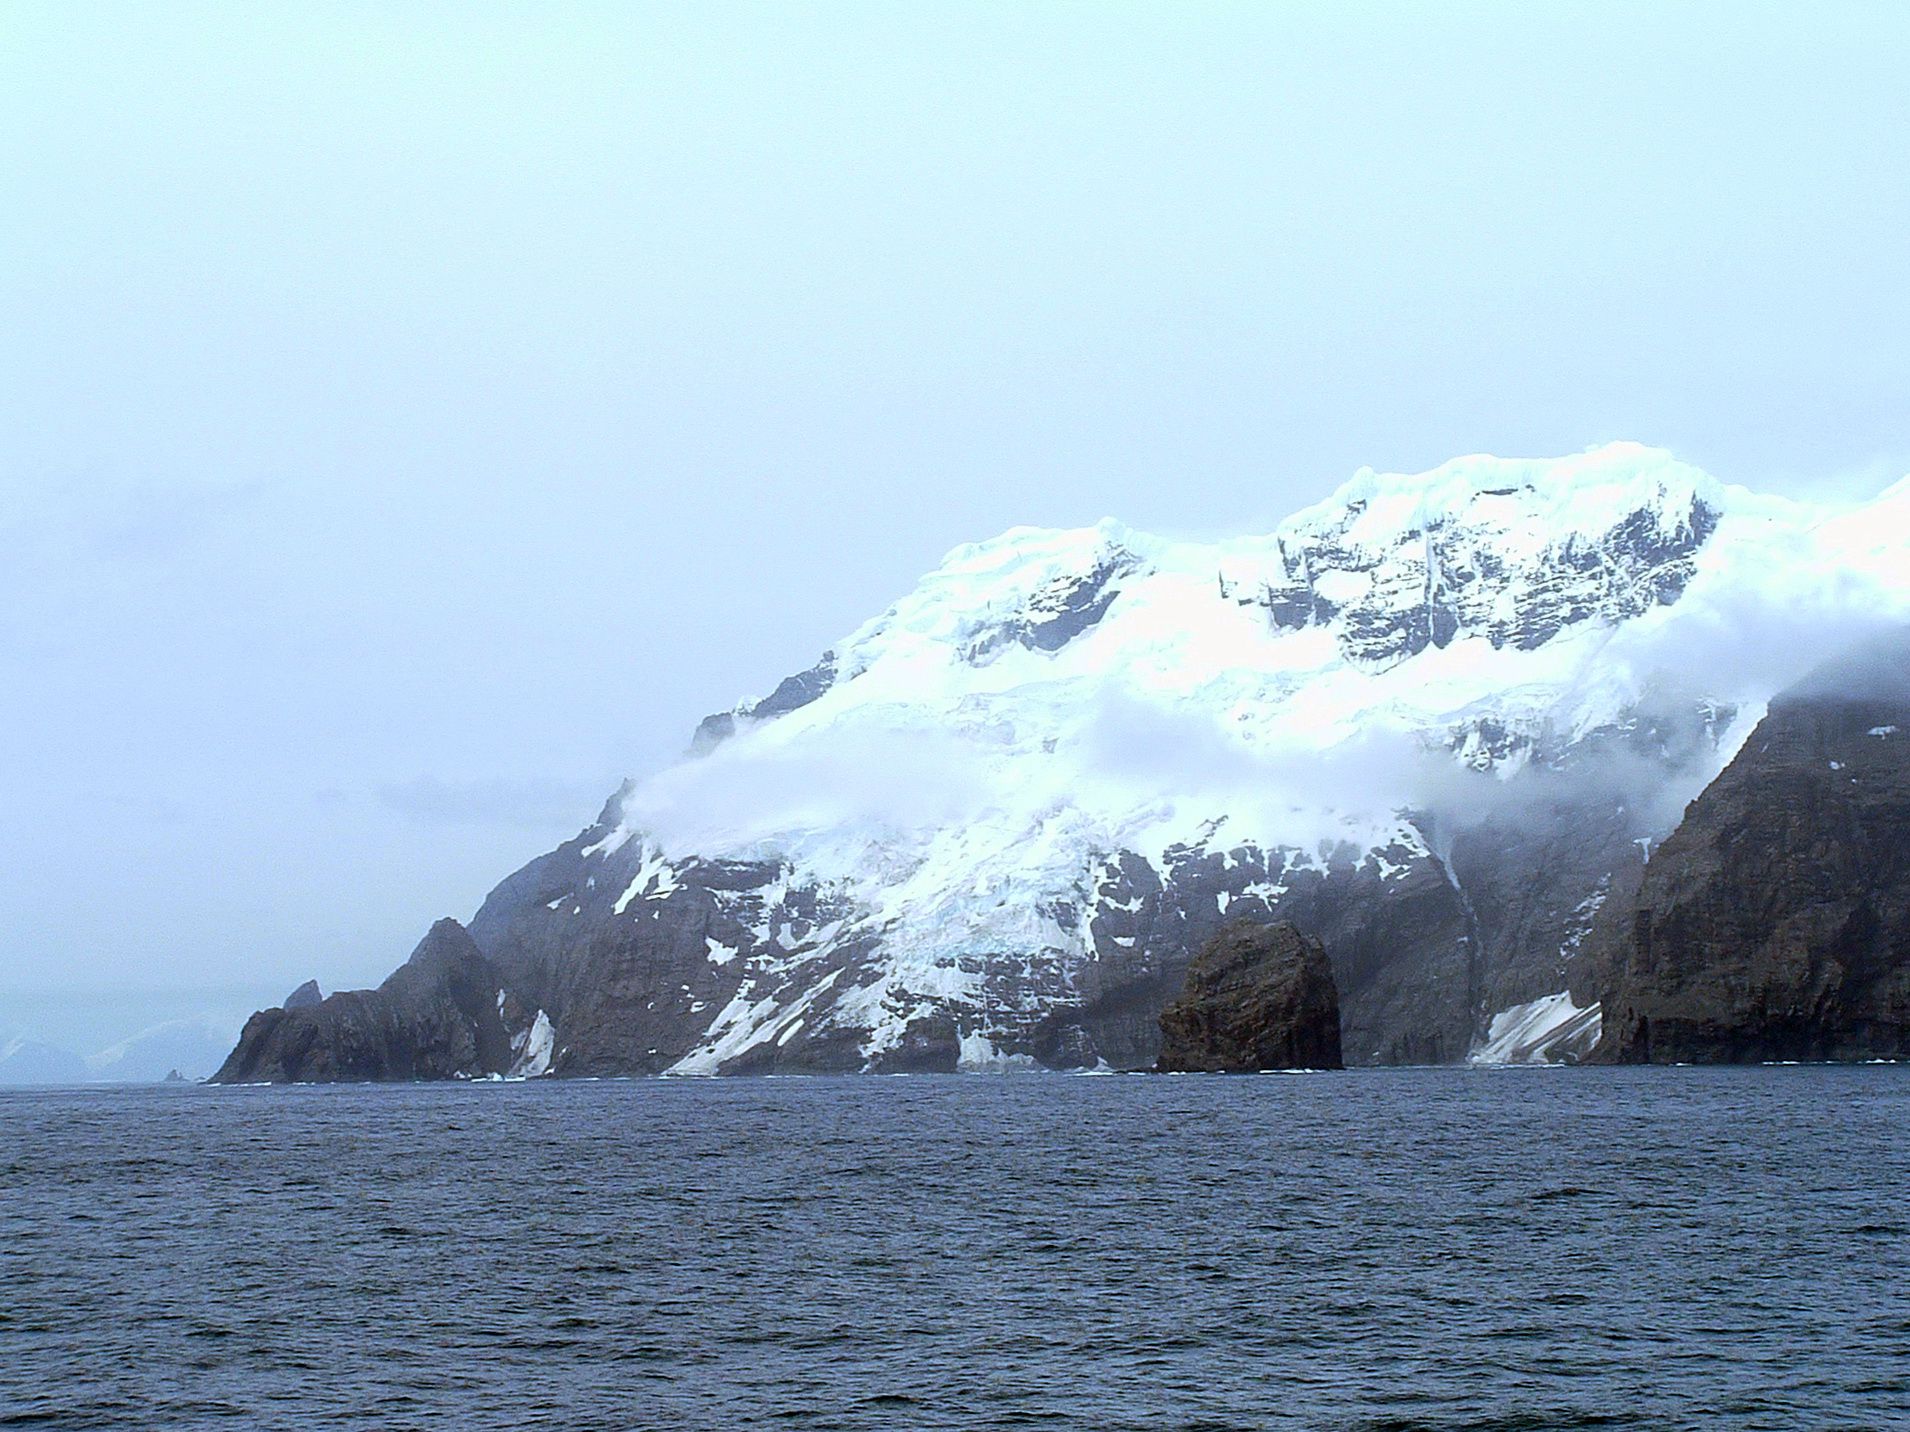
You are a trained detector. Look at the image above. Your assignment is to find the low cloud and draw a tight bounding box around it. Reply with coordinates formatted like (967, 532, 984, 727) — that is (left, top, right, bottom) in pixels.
(611, 552, 1910, 866)
(1598, 575, 1900, 714)
(624, 720, 996, 854)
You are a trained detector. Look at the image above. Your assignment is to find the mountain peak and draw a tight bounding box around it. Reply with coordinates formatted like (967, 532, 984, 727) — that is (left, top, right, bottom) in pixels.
(406, 446, 1910, 1077)
(1287, 443, 1725, 550)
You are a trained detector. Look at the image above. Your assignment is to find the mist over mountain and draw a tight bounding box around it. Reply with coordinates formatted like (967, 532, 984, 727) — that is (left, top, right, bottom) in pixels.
(213, 443, 1910, 1080)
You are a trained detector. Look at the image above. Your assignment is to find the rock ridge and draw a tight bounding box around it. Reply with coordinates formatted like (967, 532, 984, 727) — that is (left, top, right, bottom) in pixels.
(213, 919, 522, 1083)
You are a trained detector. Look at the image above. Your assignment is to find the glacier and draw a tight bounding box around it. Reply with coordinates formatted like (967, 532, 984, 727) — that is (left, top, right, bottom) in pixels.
(436, 443, 1910, 1073)
(1468, 992, 1603, 1066)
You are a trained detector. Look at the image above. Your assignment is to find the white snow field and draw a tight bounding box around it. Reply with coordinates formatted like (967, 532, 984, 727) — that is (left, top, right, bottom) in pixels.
(511, 444, 1910, 1071)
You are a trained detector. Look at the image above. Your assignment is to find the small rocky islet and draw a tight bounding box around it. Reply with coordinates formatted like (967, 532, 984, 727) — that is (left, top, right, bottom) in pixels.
(1154, 922, 1343, 1073)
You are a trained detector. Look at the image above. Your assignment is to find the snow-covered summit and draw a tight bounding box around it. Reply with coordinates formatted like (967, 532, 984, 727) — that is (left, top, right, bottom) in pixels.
(1288, 443, 1727, 544)
(718, 445, 1824, 724)
(467, 444, 1910, 1074)
(667, 443, 1893, 847)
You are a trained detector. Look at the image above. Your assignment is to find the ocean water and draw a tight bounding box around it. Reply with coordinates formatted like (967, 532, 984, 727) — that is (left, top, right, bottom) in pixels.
(3, 1069, 1908, 1431)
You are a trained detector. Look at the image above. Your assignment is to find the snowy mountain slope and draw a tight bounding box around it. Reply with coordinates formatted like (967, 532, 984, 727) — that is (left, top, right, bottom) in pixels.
(277, 444, 1910, 1075)
(0, 1017, 237, 1084)
(0, 1036, 89, 1085)
(86, 1018, 233, 1083)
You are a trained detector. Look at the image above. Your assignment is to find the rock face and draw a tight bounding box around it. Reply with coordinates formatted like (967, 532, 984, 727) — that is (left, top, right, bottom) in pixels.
(693, 652, 840, 754)
(1241, 479, 1715, 666)
(1582, 634, 1910, 1063)
(211, 446, 1910, 1078)
(1156, 923, 1343, 1072)
(282, 979, 322, 1010)
(213, 920, 519, 1083)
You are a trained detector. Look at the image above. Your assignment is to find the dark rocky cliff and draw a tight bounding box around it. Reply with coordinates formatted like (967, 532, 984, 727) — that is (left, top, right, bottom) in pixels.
(1156, 922, 1343, 1072)
(1581, 634, 1910, 1063)
(213, 919, 518, 1083)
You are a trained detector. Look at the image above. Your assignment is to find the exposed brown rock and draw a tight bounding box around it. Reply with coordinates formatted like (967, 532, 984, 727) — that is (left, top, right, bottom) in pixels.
(1156, 922, 1343, 1072)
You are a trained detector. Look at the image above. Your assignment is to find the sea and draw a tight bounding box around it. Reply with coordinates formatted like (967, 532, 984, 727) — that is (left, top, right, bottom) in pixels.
(3, 1067, 1907, 1431)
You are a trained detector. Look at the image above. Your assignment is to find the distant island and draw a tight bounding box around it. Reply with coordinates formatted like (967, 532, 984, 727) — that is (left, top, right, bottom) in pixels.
(214, 446, 1910, 1081)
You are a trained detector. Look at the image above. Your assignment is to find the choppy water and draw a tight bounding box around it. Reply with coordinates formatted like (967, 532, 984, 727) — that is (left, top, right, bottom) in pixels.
(3, 1069, 1908, 1431)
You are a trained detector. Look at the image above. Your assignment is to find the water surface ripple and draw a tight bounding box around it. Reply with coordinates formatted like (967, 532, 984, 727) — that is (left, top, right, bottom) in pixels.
(3, 1068, 1908, 1430)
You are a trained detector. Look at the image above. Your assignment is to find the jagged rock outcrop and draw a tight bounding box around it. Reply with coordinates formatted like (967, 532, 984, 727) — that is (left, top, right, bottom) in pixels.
(212, 920, 517, 1083)
(693, 653, 840, 753)
(1156, 922, 1343, 1071)
(1242, 479, 1717, 666)
(1583, 634, 1910, 1062)
(282, 979, 322, 1010)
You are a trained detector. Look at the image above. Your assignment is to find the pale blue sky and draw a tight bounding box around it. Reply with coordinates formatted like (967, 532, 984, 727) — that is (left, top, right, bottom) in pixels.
(4, 2, 1909, 1045)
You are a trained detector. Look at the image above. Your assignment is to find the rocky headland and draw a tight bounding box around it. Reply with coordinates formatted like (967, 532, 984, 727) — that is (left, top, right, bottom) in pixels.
(215, 919, 531, 1083)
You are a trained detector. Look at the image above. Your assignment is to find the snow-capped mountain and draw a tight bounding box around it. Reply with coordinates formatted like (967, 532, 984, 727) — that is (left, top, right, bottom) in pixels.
(0, 1017, 236, 1085)
(220, 443, 1910, 1078)
(437, 444, 1907, 1073)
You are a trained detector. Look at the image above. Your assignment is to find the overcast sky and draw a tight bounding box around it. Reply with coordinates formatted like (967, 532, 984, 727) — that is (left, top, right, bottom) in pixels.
(5, 2, 1909, 1047)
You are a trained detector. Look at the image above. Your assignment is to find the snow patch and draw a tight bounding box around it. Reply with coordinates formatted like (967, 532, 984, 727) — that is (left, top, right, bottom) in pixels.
(612, 846, 680, 914)
(580, 827, 634, 860)
(509, 1010, 556, 1077)
(956, 1030, 1039, 1071)
(1470, 992, 1602, 1065)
